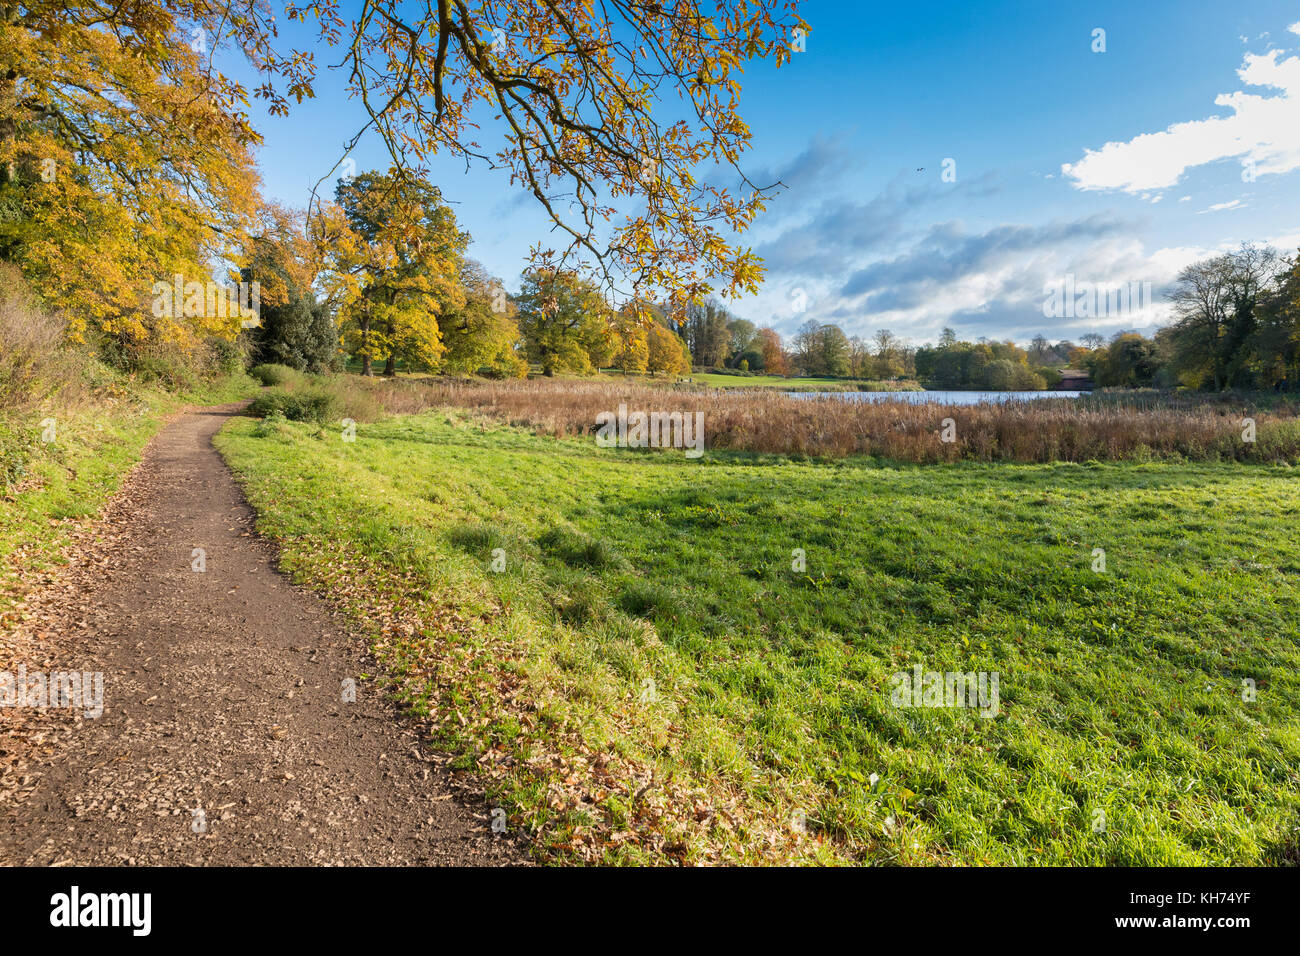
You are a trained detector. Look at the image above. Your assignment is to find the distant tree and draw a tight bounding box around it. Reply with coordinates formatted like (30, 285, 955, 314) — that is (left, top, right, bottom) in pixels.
(726, 318, 757, 366)
(1092, 333, 1159, 387)
(756, 327, 791, 376)
(847, 336, 873, 378)
(1252, 252, 1300, 388)
(1165, 245, 1280, 390)
(647, 322, 691, 375)
(254, 292, 338, 373)
(436, 259, 527, 378)
(687, 299, 732, 367)
(610, 305, 650, 374)
(515, 267, 612, 375)
(332, 169, 467, 375)
(243, 203, 338, 372)
(793, 321, 850, 376)
(872, 328, 904, 379)
(1028, 334, 1052, 365)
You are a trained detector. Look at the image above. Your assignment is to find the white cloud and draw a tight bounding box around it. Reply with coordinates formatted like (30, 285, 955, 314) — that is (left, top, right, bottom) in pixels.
(741, 219, 1202, 343)
(1289, 22, 1300, 36)
(1200, 199, 1245, 212)
(1062, 48, 1300, 193)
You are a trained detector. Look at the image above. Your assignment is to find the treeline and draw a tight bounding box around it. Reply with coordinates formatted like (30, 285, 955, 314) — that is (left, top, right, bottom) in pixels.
(682, 311, 916, 380)
(3, 0, 1297, 396)
(1077, 245, 1300, 390)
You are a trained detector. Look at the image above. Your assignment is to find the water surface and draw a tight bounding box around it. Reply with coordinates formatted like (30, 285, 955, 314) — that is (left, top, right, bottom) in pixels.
(791, 390, 1084, 405)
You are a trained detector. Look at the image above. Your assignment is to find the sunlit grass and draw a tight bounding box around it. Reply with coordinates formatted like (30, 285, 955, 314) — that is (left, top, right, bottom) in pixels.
(218, 409, 1300, 864)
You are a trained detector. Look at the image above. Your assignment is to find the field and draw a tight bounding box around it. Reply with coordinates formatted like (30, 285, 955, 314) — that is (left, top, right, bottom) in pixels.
(216, 395, 1300, 865)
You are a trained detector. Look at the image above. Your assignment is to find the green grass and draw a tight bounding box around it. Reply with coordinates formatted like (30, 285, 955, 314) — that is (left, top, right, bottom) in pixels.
(216, 409, 1300, 865)
(0, 373, 258, 618)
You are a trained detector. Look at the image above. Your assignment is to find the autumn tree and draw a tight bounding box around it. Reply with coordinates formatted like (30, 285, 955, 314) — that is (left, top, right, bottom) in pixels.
(647, 322, 691, 375)
(331, 168, 466, 375)
(756, 327, 790, 375)
(436, 258, 527, 378)
(8, 2, 809, 366)
(610, 305, 651, 374)
(515, 267, 613, 376)
(0, 2, 260, 355)
(264, 1, 807, 308)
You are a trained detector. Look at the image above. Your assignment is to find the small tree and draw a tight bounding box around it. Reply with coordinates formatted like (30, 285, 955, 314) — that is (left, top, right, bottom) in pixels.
(647, 322, 691, 375)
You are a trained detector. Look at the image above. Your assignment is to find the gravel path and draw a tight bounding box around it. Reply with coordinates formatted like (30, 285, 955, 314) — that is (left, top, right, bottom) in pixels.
(0, 404, 522, 865)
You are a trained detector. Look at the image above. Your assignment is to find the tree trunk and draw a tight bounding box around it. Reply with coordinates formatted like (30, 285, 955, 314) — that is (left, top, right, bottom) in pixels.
(383, 354, 396, 377)
(359, 315, 372, 376)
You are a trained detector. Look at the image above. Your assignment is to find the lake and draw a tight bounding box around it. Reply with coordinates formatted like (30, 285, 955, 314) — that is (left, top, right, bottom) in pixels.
(791, 390, 1084, 404)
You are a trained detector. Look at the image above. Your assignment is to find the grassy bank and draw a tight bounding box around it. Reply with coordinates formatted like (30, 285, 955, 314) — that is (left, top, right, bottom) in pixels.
(217, 405, 1300, 865)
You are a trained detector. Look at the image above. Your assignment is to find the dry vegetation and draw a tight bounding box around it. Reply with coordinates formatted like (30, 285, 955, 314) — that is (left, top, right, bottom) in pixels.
(305, 375, 1300, 464)
(0, 264, 89, 414)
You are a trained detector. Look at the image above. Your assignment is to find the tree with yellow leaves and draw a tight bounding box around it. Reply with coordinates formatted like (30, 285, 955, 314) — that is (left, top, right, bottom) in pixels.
(329, 169, 467, 375)
(232, 0, 807, 310)
(515, 267, 614, 376)
(436, 258, 527, 378)
(0, 1, 261, 355)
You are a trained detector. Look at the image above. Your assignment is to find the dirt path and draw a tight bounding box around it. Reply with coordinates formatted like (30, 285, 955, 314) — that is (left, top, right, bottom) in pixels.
(0, 404, 522, 865)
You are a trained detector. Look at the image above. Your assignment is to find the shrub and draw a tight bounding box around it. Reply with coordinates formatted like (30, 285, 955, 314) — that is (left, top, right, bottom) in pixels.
(249, 363, 302, 386)
(250, 410, 293, 439)
(248, 384, 339, 423)
(0, 420, 32, 488)
(0, 262, 84, 410)
(204, 336, 251, 376)
(130, 348, 201, 392)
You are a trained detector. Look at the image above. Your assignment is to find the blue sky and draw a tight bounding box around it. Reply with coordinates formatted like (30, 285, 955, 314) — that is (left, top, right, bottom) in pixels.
(244, 0, 1300, 346)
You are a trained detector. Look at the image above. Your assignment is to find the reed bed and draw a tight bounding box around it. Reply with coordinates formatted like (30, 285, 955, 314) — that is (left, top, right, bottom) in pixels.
(335, 376, 1300, 464)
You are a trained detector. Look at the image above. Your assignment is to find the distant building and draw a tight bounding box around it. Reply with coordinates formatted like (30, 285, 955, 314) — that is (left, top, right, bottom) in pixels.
(1056, 369, 1093, 391)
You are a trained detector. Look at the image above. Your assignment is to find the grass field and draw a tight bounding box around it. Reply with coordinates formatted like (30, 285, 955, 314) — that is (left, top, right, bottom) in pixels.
(217, 406, 1300, 865)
